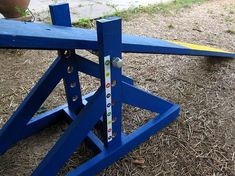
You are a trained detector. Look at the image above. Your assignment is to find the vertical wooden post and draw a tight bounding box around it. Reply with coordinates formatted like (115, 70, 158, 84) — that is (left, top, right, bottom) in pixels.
(97, 17, 123, 147)
(50, 3, 83, 114)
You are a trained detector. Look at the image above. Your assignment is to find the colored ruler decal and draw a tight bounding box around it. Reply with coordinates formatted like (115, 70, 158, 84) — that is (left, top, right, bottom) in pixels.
(104, 56, 113, 142)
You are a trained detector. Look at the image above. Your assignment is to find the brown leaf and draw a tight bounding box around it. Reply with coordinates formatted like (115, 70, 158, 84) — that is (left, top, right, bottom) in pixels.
(133, 158, 145, 165)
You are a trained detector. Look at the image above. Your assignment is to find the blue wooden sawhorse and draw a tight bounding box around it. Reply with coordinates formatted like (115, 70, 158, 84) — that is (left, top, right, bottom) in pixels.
(0, 3, 234, 176)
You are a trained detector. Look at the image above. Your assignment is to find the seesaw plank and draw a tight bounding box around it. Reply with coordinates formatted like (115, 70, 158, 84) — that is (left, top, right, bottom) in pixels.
(122, 35, 235, 58)
(0, 19, 98, 50)
(0, 19, 234, 58)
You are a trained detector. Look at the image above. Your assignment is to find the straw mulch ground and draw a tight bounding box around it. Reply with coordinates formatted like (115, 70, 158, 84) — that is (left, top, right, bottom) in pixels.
(0, 0, 234, 175)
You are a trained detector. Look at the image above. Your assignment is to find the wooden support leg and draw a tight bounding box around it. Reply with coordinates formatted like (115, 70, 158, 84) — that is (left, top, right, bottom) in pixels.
(32, 88, 105, 176)
(50, 4, 84, 114)
(97, 17, 123, 147)
(0, 57, 65, 155)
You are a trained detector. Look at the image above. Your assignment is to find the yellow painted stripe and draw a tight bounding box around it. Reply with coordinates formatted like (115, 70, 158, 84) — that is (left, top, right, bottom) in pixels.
(168, 40, 233, 54)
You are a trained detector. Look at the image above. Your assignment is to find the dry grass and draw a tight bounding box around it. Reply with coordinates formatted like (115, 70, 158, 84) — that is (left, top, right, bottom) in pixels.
(0, 0, 235, 175)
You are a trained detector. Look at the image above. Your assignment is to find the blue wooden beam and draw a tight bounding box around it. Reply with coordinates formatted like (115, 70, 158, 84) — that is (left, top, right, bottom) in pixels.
(0, 19, 234, 58)
(49, 3, 72, 27)
(122, 82, 174, 114)
(97, 17, 123, 147)
(50, 3, 83, 114)
(0, 19, 97, 50)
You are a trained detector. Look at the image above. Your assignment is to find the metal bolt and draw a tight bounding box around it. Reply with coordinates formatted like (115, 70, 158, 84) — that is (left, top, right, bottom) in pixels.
(111, 80, 117, 87)
(112, 132, 117, 138)
(70, 82, 77, 88)
(64, 50, 72, 58)
(72, 95, 78, 102)
(112, 117, 117, 123)
(67, 66, 74, 74)
(112, 57, 123, 68)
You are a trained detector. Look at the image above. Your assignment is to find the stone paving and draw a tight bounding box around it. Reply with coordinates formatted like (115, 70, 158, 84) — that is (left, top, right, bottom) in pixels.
(0, 0, 172, 22)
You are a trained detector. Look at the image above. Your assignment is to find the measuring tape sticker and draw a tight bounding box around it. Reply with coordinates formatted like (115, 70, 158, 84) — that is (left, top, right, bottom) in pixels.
(104, 56, 113, 142)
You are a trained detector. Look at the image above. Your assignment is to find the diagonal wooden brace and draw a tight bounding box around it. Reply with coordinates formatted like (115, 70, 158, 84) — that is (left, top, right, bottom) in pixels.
(32, 88, 106, 176)
(0, 57, 65, 155)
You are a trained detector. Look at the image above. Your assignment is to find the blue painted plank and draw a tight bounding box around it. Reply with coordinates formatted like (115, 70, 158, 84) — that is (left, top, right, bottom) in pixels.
(0, 19, 183, 50)
(122, 35, 235, 58)
(0, 19, 98, 50)
(0, 19, 234, 58)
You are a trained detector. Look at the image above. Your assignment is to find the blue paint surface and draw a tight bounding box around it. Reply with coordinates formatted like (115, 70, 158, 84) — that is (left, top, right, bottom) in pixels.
(0, 19, 234, 58)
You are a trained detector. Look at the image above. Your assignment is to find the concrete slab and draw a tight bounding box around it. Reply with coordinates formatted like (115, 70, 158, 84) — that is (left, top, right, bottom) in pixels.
(29, 0, 172, 22)
(0, 0, 173, 22)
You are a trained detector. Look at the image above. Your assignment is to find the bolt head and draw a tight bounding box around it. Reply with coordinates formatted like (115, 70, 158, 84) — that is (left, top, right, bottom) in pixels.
(112, 57, 123, 68)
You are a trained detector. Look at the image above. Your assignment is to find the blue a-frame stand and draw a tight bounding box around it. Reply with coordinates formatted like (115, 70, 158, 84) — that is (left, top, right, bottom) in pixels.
(0, 4, 181, 176)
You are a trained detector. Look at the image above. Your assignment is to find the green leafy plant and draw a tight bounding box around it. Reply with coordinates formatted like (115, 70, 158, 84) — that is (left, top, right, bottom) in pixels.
(73, 0, 209, 28)
(15, 6, 30, 17)
(73, 18, 94, 28)
(104, 0, 208, 21)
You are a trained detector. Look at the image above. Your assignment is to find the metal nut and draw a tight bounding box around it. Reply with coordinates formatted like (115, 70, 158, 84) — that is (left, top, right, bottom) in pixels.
(112, 57, 123, 68)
